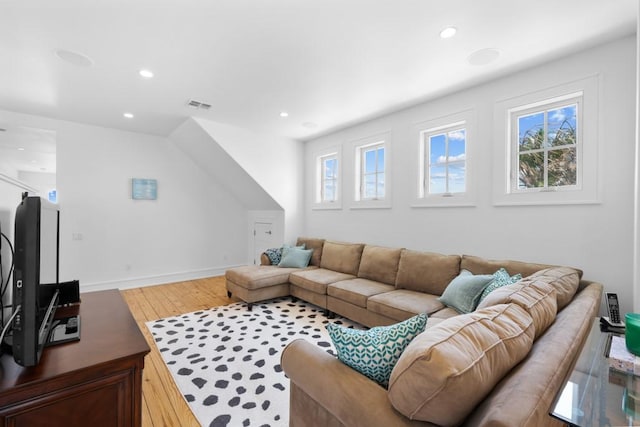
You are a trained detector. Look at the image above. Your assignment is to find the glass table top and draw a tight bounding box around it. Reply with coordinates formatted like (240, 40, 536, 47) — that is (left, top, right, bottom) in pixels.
(551, 318, 640, 427)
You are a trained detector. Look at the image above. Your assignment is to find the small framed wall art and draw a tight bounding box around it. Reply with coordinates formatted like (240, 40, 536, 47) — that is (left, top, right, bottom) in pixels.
(132, 178, 157, 200)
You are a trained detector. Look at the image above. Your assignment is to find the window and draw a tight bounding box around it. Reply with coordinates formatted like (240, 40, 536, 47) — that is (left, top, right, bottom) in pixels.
(511, 96, 580, 192)
(412, 110, 475, 208)
(493, 75, 598, 206)
(358, 142, 385, 200)
(319, 153, 338, 203)
(313, 148, 341, 209)
(422, 124, 466, 196)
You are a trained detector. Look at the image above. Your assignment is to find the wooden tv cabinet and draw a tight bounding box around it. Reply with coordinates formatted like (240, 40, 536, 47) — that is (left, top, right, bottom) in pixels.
(0, 289, 150, 427)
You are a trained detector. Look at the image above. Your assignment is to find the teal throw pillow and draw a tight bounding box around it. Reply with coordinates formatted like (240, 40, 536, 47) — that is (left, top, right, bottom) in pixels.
(326, 313, 427, 387)
(438, 270, 494, 314)
(278, 246, 313, 268)
(478, 268, 523, 303)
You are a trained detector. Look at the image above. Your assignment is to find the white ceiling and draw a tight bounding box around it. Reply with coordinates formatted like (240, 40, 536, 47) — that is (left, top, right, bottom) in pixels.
(0, 0, 637, 142)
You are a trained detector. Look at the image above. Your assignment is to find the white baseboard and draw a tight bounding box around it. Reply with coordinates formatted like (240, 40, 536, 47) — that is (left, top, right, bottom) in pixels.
(80, 264, 245, 293)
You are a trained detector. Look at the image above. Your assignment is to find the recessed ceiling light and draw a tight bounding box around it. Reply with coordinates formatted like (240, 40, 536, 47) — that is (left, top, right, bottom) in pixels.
(280, 112, 289, 118)
(467, 48, 501, 66)
(17, 147, 25, 151)
(54, 49, 94, 67)
(123, 113, 134, 119)
(139, 69, 154, 78)
(439, 27, 457, 39)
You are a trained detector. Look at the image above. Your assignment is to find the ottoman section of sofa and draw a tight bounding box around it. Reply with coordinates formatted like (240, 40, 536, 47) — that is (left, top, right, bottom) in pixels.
(226, 265, 308, 309)
(289, 268, 356, 309)
(367, 289, 445, 322)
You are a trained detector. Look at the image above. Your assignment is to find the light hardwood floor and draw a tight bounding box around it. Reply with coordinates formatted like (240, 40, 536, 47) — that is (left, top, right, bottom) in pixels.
(121, 276, 241, 427)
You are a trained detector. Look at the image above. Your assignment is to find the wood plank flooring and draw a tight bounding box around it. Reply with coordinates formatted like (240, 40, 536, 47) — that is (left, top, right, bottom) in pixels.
(121, 276, 241, 427)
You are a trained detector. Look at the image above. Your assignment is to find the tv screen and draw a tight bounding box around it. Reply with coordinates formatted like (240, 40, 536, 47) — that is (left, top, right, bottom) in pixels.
(12, 194, 60, 367)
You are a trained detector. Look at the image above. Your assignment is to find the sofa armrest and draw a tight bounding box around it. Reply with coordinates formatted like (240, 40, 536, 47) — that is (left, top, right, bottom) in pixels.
(281, 339, 427, 427)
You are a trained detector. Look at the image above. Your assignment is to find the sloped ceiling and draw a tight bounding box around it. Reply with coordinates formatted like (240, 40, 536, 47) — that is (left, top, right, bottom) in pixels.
(169, 118, 282, 211)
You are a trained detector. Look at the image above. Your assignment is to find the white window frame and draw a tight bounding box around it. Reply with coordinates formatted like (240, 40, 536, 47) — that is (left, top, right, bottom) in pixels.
(351, 132, 391, 209)
(412, 110, 476, 208)
(312, 146, 342, 210)
(421, 121, 467, 197)
(509, 94, 582, 194)
(493, 75, 600, 206)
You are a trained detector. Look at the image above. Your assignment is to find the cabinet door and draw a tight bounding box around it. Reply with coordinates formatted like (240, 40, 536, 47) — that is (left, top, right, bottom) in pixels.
(0, 370, 133, 427)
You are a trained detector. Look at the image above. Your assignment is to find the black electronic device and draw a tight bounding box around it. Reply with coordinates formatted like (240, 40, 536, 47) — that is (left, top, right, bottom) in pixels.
(11, 193, 61, 366)
(47, 315, 80, 345)
(601, 292, 625, 330)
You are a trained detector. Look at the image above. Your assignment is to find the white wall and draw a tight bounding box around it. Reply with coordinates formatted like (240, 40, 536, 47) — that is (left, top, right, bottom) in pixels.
(0, 110, 251, 292)
(194, 118, 305, 246)
(304, 36, 637, 315)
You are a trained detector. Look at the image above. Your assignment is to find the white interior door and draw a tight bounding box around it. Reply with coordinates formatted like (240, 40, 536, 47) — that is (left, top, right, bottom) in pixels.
(253, 222, 275, 264)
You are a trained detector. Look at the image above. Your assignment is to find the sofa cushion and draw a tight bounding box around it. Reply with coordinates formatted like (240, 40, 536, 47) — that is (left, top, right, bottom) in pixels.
(428, 306, 459, 319)
(278, 246, 313, 268)
(327, 279, 395, 308)
(357, 245, 403, 285)
(326, 313, 427, 387)
(289, 269, 355, 295)
(320, 241, 365, 275)
(388, 303, 535, 426)
(225, 265, 302, 290)
(461, 254, 583, 278)
(296, 237, 325, 267)
(477, 281, 557, 339)
(524, 266, 580, 310)
(395, 250, 461, 295)
(437, 270, 494, 314)
(367, 290, 445, 321)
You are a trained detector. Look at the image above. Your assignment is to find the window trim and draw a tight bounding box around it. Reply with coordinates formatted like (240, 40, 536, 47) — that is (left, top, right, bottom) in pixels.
(412, 110, 476, 208)
(493, 75, 600, 206)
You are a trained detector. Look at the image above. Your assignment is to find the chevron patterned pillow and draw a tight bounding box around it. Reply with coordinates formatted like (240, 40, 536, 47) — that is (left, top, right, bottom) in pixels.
(326, 313, 427, 387)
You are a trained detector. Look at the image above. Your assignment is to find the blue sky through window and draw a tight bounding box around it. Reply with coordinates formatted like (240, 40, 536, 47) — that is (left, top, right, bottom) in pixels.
(362, 145, 385, 199)
(428, 128, 466, 194)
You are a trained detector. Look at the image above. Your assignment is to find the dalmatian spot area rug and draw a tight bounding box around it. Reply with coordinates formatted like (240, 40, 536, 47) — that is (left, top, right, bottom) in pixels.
(146, 298, 361, 427)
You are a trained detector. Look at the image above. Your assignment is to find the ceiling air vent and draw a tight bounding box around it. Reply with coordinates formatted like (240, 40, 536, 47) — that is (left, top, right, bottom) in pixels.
(187, 99, 212, 110)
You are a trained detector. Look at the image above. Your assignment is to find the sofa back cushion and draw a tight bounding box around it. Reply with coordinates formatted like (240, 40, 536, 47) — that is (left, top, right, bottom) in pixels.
(477, 281, 557, 339)
(357, 245, 403, 285)
(296, 237, 325, 267)
(320, 241, 365, 275)
(388, 303, 535, 426)
(395, 250, 461, 295)
(461, 254, 583, 279)
(524, 267, 580, 310)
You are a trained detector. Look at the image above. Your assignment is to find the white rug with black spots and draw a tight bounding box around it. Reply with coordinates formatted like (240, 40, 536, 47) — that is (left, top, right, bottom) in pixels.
(146, 298, 361, 427)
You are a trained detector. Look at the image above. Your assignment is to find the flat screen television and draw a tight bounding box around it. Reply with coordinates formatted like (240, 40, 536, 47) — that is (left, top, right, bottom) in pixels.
(12, 194, 60, 367)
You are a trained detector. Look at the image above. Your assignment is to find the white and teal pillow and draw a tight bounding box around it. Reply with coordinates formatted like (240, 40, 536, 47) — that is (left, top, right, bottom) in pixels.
(326, 313, 427, 387)
(479, 268, 522, 303)
(264, 247, 283, 265)
(278, 246, 313, 268)
(438, 270, 494, 314)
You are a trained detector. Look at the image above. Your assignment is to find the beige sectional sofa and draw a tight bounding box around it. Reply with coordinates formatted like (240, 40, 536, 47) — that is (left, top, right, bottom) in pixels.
(225, 237, 603, 426)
